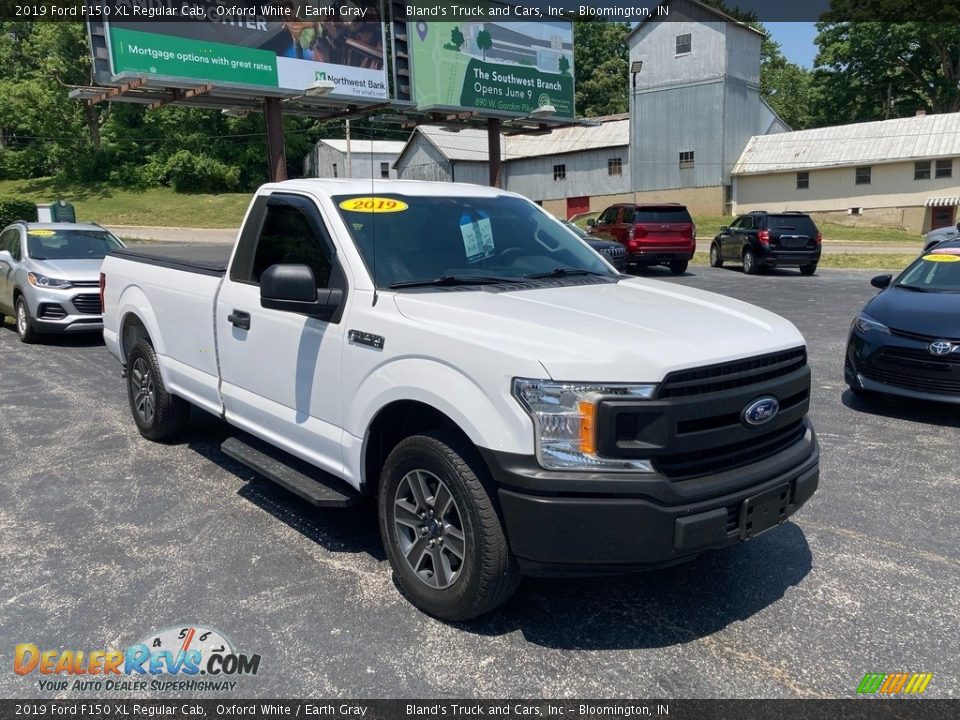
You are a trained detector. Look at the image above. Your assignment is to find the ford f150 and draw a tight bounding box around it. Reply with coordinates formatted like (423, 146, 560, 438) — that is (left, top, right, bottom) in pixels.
(102, 180, 820, 620)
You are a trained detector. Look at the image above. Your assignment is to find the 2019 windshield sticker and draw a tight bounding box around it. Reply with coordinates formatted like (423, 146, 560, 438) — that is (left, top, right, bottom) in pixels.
(338, 197, 409, 213)
(460, 212, 495, 263)
(922, 253, 960, 262)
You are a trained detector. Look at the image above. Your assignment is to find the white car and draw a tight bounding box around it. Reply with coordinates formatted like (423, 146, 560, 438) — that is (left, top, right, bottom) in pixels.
(101, 180, 820, 620)
(923, 222, 960, 251)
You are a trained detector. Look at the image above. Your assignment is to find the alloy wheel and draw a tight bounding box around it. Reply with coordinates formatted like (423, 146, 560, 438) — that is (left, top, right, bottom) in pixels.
(130, 357, 157, 425)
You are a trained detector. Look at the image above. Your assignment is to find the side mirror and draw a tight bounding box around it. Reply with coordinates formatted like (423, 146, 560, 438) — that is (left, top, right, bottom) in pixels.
(870, 274, 892, 289)
(587, 218, 597, 227)
(260, 264, 342, 320)
(720, 225, 730, 232)
(0, 249, 11, 263)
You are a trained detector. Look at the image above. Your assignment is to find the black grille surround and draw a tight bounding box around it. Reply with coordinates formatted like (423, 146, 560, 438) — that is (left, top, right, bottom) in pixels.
(861, 346, 960, 395)
(71, 293, 102, 315)
(595, 347, 812, 480)
(38, 303, 67, 320)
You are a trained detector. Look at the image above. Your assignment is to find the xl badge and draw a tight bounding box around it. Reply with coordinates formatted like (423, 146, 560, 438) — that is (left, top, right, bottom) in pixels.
(928, 340, 954, 356)
(742, 396, 779, 427)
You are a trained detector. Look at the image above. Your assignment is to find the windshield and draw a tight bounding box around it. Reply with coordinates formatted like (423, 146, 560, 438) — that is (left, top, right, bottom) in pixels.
(27, 229, 122, 260)
(335, 194, 614, 288)
(560, 220, 589, 239)
(896, 250, 960, 292)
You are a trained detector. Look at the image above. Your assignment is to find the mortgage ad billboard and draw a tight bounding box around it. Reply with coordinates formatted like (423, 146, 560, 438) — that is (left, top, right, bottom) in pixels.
(103, 0, 388, 101)
(408, 17, 575, 119)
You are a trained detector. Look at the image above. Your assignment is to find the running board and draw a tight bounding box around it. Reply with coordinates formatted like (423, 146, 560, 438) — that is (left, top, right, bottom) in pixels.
(221, 436, 360, 508)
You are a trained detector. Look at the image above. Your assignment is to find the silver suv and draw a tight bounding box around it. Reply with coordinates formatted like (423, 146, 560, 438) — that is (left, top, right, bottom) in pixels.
(0, 222, 124, 343)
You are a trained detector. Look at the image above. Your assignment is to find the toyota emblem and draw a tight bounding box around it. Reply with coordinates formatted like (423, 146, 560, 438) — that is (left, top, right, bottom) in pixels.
(928, 340, 954, 356)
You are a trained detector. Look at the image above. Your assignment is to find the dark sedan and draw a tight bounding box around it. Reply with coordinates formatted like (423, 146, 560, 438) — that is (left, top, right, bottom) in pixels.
(845, 240, 960, 404)
(561, 220, 627, 272)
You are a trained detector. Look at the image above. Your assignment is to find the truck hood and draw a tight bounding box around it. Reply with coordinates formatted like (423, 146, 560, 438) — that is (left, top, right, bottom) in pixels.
(28, 258, 103, 282)
(393, 278, 805, 382)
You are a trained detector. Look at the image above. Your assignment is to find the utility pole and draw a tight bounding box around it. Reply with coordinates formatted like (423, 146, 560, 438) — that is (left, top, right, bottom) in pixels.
(487, 117, 501, 188)
(346, 118, 352, 178)
(264, 97, 287, 182)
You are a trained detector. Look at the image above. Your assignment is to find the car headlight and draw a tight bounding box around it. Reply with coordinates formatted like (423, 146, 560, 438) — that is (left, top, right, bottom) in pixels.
(27, 272, 72, 289)
(512, 378, 657, 472)
(854, 312, 889, 334)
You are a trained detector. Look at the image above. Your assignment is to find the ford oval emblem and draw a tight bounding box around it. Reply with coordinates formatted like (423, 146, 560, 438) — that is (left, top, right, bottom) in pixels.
(742, 396, 780, 427)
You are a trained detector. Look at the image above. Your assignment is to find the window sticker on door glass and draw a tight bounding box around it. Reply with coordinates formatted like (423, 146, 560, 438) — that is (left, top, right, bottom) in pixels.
(460, 212, 495, 263)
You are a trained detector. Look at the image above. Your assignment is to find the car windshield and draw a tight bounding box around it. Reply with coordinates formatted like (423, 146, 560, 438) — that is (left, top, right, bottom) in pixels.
(634, 207, 692, 223)
(560, 220, 589, 239)
(896, 250, 960, 292)
(768, 215, 818, 235)
(334, 194, 614, 289)
(26, 229, 122, 260)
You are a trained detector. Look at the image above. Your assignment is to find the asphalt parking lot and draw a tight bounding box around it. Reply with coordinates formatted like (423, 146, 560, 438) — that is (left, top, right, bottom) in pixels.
(1, 266, 957, 699)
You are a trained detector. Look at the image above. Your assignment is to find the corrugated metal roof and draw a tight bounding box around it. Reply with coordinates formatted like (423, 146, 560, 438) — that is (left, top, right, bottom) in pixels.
(318, 139, 406, 155)
(733, 112, 960, 175)
(410, 115, 629, 164)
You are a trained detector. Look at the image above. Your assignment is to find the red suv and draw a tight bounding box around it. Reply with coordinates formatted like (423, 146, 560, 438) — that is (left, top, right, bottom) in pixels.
(587, 203, 696, 275)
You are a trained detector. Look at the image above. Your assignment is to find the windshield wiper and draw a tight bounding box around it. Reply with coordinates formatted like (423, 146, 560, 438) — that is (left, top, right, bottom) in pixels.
(389, 274, 527, 289)
(895, 283, 931, 292)
(524, 267, 609, 279)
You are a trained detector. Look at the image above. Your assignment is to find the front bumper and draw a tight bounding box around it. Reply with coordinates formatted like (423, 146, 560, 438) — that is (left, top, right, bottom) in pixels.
(846, 328, 960, 404)
(480, 424, 819, 575)
(23, 285, 103, 334)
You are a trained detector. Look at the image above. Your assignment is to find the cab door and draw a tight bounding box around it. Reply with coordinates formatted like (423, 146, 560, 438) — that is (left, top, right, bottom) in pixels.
(0, 229, 22, 312)
(215, 193, 349, 476)
(720, 216, 744, 260)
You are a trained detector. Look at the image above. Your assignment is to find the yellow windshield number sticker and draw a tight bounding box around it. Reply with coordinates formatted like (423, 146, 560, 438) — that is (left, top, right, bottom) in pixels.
(923, 253, 960, 262)
(339, 197, 408, 213)
(27, 230, 55, 236)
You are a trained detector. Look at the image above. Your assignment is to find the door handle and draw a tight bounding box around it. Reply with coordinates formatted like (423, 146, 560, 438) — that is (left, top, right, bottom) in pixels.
(227, 310, 250, 330)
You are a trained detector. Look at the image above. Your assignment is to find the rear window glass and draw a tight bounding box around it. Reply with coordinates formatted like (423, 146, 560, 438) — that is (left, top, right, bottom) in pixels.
(768, 215, 818, 235)
(633, 207, 693, 223)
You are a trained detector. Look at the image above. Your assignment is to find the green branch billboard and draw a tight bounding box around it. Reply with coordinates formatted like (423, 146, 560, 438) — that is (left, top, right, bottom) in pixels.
(409, 20, 575, 119)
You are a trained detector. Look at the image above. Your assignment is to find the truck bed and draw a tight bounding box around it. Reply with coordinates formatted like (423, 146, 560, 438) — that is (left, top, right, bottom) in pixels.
(109, 244, 231, 277)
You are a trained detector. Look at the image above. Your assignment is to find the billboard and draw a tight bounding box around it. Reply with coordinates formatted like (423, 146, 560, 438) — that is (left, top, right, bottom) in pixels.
(103, 1, 388, 101)
(408, 18, 575, 119)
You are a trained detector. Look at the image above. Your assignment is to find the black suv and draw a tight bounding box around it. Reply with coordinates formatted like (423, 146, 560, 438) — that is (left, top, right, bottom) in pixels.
(710, 211, 822, 275)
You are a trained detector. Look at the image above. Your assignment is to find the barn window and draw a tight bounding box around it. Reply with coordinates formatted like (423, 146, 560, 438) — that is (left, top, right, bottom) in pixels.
(608, 158, 623, 176)
(332, 163, 338, 178)
(675, 34, 692, 55)
(855, 166, 871, 185)
(679, 151, 695, 169)
(796, 172, 809, 190)
(936, 159, 953, 178)
(380, 162, 390, 179)
(553, 164, 566, 181)
(914, 161, 931, 181)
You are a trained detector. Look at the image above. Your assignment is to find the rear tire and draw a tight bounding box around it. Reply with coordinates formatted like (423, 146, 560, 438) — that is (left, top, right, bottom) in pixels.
(378, 431, 520, 621)
(800, 263, 818, 276)
(709, 243, 723, 267)
(742, 248, 758, 275)
(16, 297, 37, 344)
(126, 339, 190, 441)
(669, 259, 689, 275)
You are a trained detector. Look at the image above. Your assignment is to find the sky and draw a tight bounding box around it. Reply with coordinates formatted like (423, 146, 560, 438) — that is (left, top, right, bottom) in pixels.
(766, 22, 819, 68)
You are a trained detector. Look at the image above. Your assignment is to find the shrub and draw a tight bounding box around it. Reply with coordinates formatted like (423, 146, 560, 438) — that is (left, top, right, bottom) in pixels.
(0, 196, 38, 228)
(163, 150, 241, 193)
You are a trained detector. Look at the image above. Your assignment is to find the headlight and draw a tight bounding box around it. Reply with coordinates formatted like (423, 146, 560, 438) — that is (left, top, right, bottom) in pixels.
(512, 378, 656, 472)
(854, 312, 889, 334)
(27, 272, 72, 289)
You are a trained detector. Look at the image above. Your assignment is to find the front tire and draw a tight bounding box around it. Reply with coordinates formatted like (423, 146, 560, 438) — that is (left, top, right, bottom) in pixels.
(742, 248, 758, 275)
(709, 243, 723, 267)
(378, 431, 519, 621)
(669, 258, 689, 275)
(126, 339, 190, 441)
(16, 297, 37, 344)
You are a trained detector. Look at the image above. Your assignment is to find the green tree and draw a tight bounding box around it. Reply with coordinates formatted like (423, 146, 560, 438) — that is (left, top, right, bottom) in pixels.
(572, 20, 629, 116)
(558, 55, 570, 76)
(451, 26, 464, 51)
(810, 22, 960, 126)
(475, 29, 492, 60)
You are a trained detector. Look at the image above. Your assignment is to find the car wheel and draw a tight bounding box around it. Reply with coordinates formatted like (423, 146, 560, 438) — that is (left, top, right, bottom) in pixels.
(709, 243, 723, 267)
(669, 259, 689, 275)
(800, 263, 818, 276)
(378, 431, 520, 621)
(126, 338, 190, 441)
(742, 248, 757, 275)
(15, 296, 38, 344)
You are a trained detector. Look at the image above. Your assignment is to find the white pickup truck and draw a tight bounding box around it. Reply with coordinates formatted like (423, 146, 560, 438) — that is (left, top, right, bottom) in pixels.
(102, 180, 819, 620)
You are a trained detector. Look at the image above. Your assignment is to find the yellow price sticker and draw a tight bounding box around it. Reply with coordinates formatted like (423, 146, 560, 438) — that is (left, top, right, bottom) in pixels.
(922, 253, 960, 262)
(27, 230, 56, 236)
(338, 197, 409, 213)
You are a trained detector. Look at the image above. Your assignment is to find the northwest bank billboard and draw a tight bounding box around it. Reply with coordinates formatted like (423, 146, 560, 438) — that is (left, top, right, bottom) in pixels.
(103, 0, 388, 101)
(408, 16, 574, 119)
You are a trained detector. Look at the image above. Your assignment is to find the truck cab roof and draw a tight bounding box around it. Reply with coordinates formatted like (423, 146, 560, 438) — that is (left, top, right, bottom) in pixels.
(260, 178, 520, 199)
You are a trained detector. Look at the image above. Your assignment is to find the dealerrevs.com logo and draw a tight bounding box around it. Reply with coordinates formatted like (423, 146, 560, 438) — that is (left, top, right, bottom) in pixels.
(14, 625, 261, 693)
